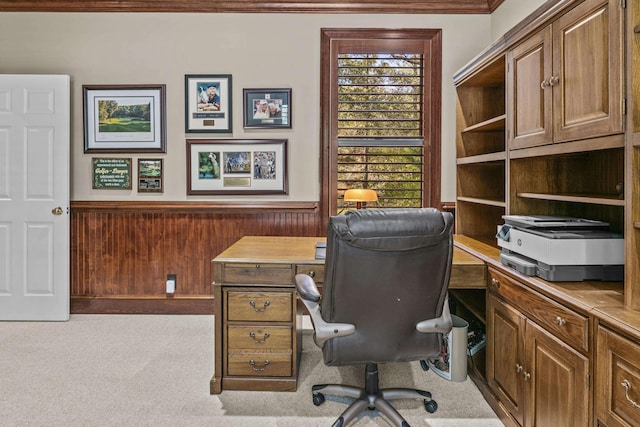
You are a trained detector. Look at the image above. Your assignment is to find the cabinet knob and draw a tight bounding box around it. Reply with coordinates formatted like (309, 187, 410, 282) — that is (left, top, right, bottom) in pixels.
(555, 316, 567, 326)
(523, 372, 531, 381)
(540, 79, 551, 89)
(516, 363, 523, 373)
(491, 278, 500, 288)
(548, 76, 559, 86)
(621, 380, 640, 410)
(308, 270, 316, 278)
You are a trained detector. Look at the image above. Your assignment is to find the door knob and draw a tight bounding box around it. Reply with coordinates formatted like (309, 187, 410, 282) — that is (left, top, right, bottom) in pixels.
(51, 206, 63, 216)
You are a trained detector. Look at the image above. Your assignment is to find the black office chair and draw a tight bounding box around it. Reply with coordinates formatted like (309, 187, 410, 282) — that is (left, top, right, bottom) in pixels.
(295, 207, 454, 427)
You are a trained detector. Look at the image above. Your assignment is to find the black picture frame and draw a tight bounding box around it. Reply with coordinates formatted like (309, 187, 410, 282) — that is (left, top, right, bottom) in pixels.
(184, 74, 233, 133)
(137, 158, 163, 193)
(243, 88, 291, 129)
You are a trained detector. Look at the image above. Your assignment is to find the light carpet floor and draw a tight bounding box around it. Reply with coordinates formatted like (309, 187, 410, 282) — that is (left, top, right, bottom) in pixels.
(0, 315, 503, 427)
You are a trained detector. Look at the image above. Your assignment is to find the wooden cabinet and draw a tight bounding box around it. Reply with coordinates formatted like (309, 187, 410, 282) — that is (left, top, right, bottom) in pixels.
(626, 0, 640, 310)
(508, 25, 552, 150)
(487, 268, 590, 427)
(455, 55, 507, 245)
(210, 236, 325, 394)
(595, 325, 640, 426)
(508, 0, 623, 150)
(225, 288, 295, 378)
(456, 0, 626, 247)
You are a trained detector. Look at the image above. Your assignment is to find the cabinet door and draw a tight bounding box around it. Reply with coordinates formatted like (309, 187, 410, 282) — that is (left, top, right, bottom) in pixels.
(552, 0, 623, 143)
(525, 321, 590, 427)
(596, 326, 640, 427)
(508, 25, 553, 150)
(487, 294, 526, 425)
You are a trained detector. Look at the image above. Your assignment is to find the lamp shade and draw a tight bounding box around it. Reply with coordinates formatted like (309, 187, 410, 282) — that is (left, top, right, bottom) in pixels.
(344, 189, 378, 206)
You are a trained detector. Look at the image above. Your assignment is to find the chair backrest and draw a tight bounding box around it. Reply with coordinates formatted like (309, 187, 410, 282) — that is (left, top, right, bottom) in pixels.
(321, 207, 454, 366)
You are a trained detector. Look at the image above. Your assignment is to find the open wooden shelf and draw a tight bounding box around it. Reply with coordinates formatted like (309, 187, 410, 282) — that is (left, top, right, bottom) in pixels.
(517, 192, 625, 206)
(462, 114, 506, 133)
(456, 152, 506, 165)
(457, 196, 506, 208)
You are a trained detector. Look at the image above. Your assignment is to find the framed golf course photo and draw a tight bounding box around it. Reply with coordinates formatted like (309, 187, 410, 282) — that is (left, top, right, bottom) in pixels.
(83, 84, 166, 153)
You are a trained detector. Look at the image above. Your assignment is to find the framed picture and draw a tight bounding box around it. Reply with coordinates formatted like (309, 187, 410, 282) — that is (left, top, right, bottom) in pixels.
(243, 88, 292, 129)
(186, 139, 288, 195)
(185, 74, 233, 133)
(83, 85, 166, 153)
(92, 158, 132, 189)
(138, 158, 163, 193)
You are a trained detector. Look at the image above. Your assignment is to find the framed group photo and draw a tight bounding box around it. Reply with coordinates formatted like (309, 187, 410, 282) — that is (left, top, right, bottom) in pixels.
(185, 74, 232, 133)
(186, 139, 288, 195)
(83, 85, 166, 153)
(243, 88, 291, 129)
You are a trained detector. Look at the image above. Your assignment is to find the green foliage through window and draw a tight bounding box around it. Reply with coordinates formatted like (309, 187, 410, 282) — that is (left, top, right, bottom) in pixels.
(337, 53, 424, 210)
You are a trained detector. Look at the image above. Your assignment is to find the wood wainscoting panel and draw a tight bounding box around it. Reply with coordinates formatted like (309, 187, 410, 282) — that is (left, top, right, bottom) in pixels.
(70, 201, 322, 314)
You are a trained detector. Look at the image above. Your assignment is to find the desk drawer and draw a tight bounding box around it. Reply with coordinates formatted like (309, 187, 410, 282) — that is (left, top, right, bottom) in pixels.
(223, 263, 293, 284)
(488, 268, 588, 353)
(227, 325, 292, 351)
(596, 326, 640, 427)
(226, 290, 293, 322)
(227, 352, 292, 377)
(296, 264, 325, 283)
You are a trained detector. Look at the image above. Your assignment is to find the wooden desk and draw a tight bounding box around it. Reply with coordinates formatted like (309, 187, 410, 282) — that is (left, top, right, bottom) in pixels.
(210, 236, 486, 394)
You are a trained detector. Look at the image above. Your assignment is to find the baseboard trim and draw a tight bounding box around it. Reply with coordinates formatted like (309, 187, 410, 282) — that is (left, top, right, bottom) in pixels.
(71, 296, 214, 314)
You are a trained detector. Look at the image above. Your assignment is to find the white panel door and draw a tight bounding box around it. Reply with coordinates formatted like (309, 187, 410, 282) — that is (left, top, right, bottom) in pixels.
(0, 75, 70, 321)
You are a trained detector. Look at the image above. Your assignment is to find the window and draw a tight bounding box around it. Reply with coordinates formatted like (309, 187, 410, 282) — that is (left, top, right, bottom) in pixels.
(320, 29, 442, 219)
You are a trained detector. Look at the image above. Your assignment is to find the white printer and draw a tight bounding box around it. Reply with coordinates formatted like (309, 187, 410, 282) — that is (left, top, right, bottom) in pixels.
(496, 215, 624, 281)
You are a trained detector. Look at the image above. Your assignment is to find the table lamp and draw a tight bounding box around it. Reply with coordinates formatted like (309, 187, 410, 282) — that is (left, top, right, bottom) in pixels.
(344, 188, 378, 209)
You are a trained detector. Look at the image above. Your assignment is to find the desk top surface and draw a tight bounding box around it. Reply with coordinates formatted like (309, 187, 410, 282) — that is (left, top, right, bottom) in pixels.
(214, 235, 485, 268)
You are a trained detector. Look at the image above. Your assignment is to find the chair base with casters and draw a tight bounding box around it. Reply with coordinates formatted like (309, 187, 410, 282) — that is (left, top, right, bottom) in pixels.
(311, 362, 438, 427)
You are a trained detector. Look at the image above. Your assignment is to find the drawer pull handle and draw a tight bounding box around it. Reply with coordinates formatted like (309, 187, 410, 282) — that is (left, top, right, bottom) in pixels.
(555, 317, 567, 326)
(621, 380, 640, 410)
(249, 300, 270, 312)
(249, 331, 270, 344)
(249, 359, 270, 372)
(491, 278, 500, 288)
(516, 363, 523, 373)
(523, 372, 531, 381)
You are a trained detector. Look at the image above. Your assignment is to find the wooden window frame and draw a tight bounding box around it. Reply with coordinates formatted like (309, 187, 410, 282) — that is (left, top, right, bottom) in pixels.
(320, 28, 442, 227)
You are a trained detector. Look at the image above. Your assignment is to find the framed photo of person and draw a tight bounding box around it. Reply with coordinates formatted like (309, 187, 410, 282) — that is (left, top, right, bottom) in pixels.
(243, 88, 291, 129)
(137, 158, 163, 193)
(186, 139, 288, 195)
(83, 85, 166, 153)
(185, 74, 233, 133)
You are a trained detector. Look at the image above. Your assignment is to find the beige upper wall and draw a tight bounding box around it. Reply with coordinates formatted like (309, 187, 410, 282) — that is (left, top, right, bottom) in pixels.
(0, 9, 526, 204)
(491, 0, 547, 41)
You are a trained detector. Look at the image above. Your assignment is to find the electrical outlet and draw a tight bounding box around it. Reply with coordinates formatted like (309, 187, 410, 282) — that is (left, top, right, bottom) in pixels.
(166, 274, 176, 294)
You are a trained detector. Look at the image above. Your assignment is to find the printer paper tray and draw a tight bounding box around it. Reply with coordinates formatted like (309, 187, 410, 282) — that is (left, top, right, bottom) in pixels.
(500, 250, 623, 282)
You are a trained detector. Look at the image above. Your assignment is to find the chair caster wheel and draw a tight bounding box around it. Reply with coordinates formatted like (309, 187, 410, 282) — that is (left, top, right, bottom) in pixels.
(420, 360, 430, 371)
(313, 392, 326, 406)
(424, 399, 438, 413)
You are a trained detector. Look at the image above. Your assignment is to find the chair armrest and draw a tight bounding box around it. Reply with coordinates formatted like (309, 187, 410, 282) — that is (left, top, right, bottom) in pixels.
(415, 296, 453, 334)
(294, 274, 355, 347)
(295, 273, 321, 302)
